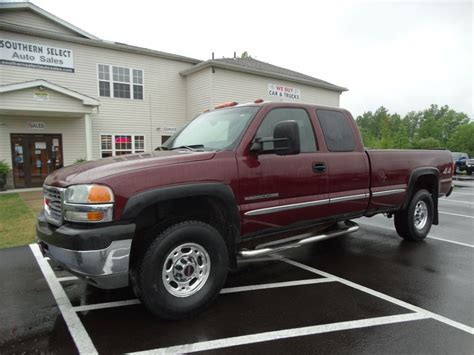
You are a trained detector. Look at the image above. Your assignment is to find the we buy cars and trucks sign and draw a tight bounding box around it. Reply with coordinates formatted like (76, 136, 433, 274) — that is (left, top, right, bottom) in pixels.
(0, 38, 74, 72)
(268, 83, 301, 100)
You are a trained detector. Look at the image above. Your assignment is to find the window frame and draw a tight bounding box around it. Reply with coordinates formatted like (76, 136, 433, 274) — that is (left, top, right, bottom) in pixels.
(253, 106, 318, 154)
(100, 133, 146, 157)
(96, 64, 144, 100)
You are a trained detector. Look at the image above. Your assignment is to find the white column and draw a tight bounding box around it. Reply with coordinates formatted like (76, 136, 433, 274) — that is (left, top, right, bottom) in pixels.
(85, 113, 93, 160)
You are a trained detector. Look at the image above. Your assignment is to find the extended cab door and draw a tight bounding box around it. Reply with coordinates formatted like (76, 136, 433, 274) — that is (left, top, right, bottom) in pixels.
(314, 109, 370, 217)
(237, 106, 330, 236)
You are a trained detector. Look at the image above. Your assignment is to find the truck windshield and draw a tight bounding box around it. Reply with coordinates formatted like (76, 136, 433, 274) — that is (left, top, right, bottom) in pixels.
(164, 106, 259, 151)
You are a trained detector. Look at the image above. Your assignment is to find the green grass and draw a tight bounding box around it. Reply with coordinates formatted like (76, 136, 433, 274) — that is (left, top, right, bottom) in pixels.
(0, 193, 36, 249)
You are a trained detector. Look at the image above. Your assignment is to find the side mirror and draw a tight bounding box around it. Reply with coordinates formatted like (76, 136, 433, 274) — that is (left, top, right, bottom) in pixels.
(273, 120, 300, 155)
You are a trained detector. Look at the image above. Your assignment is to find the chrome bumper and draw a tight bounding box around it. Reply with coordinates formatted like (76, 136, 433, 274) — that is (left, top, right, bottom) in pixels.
(39, 239, 132, 289)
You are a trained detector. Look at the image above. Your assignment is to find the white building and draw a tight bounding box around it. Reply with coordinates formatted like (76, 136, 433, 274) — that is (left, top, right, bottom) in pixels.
(0, 1, 347, 189)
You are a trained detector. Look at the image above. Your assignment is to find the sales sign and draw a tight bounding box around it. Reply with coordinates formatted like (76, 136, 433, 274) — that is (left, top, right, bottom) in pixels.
(268, 83, 301, 100)
(27, 122, 46, 129)
(0, 38, 74, 72)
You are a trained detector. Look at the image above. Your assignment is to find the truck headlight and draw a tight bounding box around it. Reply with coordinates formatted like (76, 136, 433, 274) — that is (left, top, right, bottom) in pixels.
(64, 184, 114, 223)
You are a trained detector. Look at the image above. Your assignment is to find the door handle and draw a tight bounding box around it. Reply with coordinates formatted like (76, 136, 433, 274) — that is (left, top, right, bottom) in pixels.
(312, 162, 326, 173)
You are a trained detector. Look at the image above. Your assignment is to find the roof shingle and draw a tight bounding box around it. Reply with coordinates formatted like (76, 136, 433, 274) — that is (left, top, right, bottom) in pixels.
(180, 57, 347, 92)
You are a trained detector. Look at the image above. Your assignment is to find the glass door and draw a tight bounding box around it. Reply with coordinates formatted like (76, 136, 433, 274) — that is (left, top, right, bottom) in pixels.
(11, 135, 27, 188)
(29, 136, 50, 187)
(10, 134, 63, 188)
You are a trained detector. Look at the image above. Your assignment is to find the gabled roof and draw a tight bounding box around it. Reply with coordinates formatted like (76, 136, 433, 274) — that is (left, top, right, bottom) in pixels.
(0, 4, 201, 64)
(0, 79, 100, 106)
(180, 57, 348, 92)
(0, 1, 99, 39)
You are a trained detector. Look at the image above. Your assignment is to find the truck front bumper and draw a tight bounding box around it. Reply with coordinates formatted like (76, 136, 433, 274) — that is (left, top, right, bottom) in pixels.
(36, 211, 135, 289)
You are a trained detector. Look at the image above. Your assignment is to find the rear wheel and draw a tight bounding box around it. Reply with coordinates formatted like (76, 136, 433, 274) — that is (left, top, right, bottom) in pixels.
(137, 221, 228, 319)
(394, 189, 433, 241)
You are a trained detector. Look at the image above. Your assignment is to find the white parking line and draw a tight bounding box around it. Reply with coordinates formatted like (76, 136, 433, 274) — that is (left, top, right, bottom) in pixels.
(29, 244, 98, 354)
(451, 191, 474, 196)
(57, 276, 79, 282)
(427, 236, 474, 248)
(358, 220, 474, 248)
(74, 299, 141, 312)
(278, 257, 474, 335)
(439, 211, 474, 219)
(220, 277, 336, 294)
(440, 199, 474, 205)
(71, 278, 337, 312)
(128, 313, 429, 354)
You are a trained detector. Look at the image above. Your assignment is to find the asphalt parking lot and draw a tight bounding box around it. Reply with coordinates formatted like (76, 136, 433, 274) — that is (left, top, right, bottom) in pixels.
(0, 184, 473, 354)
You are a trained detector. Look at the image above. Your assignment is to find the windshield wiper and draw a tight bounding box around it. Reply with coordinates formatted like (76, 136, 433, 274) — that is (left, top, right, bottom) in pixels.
(170, 144, 205, 151)
(155, 146, 169, 151)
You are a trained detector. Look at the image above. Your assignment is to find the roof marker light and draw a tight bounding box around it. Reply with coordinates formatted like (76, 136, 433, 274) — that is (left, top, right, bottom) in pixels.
(254, 99, 264, 103)
(214, 101, 238, 109)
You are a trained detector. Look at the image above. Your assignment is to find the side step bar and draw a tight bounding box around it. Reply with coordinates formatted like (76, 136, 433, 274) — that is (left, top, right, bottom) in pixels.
(238, 220, 359, 259)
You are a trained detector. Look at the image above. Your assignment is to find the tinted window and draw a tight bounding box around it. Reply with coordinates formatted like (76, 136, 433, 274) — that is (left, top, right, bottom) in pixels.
(255, 108, 317, 152)
(316, 110, 355, 152)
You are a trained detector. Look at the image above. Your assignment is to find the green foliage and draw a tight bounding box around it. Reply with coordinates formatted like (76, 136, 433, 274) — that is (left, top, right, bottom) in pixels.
(447, 123, 474, 157)
(0, 160, 11, 175)
(356, 105, 472, 153)
(240, 51, 252, 59)
(412, 137, 442, 149)
(74, 158, 87, 164)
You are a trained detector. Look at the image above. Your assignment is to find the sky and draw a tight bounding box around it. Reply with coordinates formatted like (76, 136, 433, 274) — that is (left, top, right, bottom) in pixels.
(30, 0, 473, 118)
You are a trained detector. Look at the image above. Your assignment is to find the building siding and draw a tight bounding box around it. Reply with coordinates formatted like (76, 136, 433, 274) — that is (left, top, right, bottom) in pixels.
(0, 10, 80, 37)
(0, 87, 93, 114)
(210, 68, 340, 108)
(185, 68, 212, 119)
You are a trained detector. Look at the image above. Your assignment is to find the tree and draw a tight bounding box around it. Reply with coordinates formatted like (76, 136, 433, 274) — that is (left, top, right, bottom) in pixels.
(356, 104, 471, 151)
(416, 105, 469, 144)
(412, 137, 442, 149)
(447, 123, 474, 156)
(240, 51, 252, 59)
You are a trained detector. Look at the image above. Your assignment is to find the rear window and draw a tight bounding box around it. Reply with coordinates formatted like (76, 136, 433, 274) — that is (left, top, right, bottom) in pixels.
(316, 110, 355, 152)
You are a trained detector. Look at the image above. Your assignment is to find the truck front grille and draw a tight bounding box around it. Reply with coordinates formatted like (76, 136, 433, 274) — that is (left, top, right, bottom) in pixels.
(43, 185, 65, 226)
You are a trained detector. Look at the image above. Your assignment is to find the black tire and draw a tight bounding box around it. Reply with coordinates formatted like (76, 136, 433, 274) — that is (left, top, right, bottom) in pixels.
(137, 221, 228, 319)
(467, 169, 472, 176)
(394, 189, 433, 241)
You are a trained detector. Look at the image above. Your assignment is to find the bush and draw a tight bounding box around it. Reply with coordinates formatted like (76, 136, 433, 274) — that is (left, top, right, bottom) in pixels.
(74, 158, 87, 164)
(0, 160, 11, 175)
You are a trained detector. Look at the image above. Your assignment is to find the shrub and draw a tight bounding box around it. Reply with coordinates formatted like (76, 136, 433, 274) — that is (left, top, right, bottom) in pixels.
(0, 160, 11, 175)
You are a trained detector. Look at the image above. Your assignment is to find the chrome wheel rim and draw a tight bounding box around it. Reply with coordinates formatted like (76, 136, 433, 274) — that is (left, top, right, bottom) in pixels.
(162, 243, 211, 298)
(414, 200, 428, 230)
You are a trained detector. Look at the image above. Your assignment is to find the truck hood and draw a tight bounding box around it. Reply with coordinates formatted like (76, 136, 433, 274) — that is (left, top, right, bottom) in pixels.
(44, 150, 216, 186)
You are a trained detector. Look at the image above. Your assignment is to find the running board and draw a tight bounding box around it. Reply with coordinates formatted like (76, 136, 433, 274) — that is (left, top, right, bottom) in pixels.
(238, 220, 359, 259)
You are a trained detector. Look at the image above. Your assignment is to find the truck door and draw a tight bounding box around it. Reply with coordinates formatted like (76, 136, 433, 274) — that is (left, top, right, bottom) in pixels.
(237, 106, 330, 236)
(314, 109, 370, 217)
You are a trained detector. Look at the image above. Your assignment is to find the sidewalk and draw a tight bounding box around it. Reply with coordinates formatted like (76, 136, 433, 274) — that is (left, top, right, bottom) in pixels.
(18, 191, 43, 214)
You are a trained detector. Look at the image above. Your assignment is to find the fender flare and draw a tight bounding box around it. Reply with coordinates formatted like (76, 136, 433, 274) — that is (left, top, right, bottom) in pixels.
(121, 183, 241, 263)
(402, 167, 440, 225)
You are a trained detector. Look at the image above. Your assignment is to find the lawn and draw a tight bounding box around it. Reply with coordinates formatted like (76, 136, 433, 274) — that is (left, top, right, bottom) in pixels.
(0, 193, 36, 249)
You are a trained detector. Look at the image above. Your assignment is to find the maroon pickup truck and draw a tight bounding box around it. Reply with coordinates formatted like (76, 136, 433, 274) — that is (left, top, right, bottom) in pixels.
(37, 101, 453, 319)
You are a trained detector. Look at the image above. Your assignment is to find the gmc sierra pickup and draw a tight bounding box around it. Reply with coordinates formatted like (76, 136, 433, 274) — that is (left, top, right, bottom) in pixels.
(37, 101, 454, 319)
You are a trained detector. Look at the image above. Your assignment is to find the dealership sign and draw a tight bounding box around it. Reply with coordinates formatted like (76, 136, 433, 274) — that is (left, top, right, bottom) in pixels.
(0, 38, 74, 72)
(268, 83, 301, 100)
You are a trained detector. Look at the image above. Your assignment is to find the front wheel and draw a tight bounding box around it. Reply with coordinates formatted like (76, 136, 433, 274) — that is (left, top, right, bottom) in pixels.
(137, 221, 229, 319)
(394, 189, 433, 241)
(467, 169, 472, 176)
